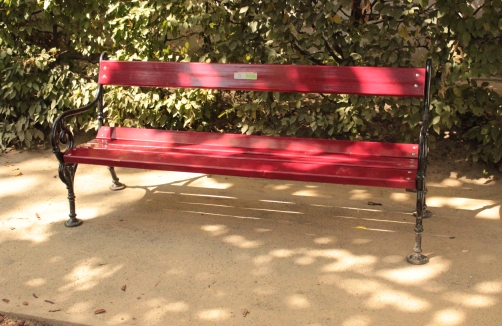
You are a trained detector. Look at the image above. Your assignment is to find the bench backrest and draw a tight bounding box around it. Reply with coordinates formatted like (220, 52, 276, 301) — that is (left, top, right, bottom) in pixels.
(98, 61, 426, 98)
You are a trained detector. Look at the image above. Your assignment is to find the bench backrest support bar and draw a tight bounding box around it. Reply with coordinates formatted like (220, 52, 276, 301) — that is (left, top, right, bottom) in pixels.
(98, 60, 426, 98)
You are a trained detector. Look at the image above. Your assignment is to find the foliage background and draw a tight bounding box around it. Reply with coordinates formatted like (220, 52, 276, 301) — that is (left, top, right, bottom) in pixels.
(1, 0, 502, 169)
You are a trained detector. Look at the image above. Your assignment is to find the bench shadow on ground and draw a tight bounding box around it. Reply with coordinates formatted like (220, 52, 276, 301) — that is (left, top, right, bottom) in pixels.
(1, 150, 502, 325)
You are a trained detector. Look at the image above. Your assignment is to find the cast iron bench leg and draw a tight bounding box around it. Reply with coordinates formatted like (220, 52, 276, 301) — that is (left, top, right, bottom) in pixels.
(108, 166, 126, 191)
(408, 188, 433, 218)
(407, 175, 429, 264)
(58, 162, 83, 227)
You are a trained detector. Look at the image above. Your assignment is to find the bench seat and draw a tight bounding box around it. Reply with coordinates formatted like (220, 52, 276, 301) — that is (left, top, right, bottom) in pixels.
(65, 126, 419, 189)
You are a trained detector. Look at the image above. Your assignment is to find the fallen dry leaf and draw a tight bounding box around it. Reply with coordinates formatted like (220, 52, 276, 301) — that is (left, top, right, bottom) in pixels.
(242, 309, 250, 317)
(49, 309, 61, 313)
(355, 226, 367, 230)
(2, 298, 9, 303)
(10, 227, 15, 230)
(367, 201, 382, 206)
(33, 293, 38, 298)
(23, 301, 29, 306)
(14, 172, 23, 177)
(94, 309, 106, 314)
(45, 300, 55, 304)
(36, 213, 41, 219)
(121, 285, 127, 292)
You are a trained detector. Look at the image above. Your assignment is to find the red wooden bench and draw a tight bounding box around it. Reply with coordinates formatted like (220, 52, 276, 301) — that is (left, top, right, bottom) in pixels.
(51, 53, 432, 265)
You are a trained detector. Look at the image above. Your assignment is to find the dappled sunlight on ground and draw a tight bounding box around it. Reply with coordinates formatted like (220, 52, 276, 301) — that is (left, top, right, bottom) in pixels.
(1, 221, 55, 244)
(196, 308, 231, 321)
(0, 175, 38, 196)
(390, 192, 411, 202)
(474, 281, 502, 294)
(429, 172, 496, 188)
(475, 205, 501, 220)
(377, 257, 451, 285)
(286, 294, 311, 309)
(342, 315, 372, 326)
(60, 258, 124, 292)
(427, 197, 498, 211)
(329, 277, 431, 312)
(1, 149, 502, 325)
(425, 308, 466, 326)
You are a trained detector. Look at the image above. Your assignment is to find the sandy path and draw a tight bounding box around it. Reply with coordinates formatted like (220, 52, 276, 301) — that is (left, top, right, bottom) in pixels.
(1, 145, 501, 326)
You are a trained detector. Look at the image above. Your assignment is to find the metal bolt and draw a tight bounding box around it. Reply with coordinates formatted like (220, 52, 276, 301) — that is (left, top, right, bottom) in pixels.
(412, 153, 416, 156)
(416, 73, 419, 77)
(104, 66, 107, 70)
(102, 75, 107, 78)
(414, 84, 418, 88)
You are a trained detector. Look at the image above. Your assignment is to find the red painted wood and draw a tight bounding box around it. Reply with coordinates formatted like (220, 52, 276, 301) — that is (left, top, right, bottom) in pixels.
(98, 61, 425, 97)
(94, 127, 418, 158)
(65, 127, 418, 189)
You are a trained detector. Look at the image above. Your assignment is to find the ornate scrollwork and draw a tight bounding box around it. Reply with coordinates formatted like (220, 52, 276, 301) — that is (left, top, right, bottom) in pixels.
(51, 118, 75, 164)
(50, 86, 103, 164)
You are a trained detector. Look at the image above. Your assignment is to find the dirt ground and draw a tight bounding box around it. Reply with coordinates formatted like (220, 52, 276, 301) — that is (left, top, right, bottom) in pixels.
(0, 139, 501, 326)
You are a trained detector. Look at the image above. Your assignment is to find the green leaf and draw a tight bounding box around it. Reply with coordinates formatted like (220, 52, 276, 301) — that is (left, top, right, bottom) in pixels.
(332, 14, 342, 24)
(453, 87, 463, 97)
(461, 32, 471, 44)
(491, 127, 501, 140)
(388, 52, 398, 64)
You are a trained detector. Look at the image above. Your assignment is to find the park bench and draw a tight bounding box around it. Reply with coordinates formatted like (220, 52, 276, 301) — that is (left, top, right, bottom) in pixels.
(50, 53, 432, 265)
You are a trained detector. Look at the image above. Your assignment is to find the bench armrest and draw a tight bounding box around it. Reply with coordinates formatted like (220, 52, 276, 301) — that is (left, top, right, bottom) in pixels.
(50, 85, 103, 164)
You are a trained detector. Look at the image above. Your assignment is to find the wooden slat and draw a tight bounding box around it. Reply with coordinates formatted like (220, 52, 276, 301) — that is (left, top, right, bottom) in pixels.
(98, 61, 426, 97)
(95, 127, 419, 158)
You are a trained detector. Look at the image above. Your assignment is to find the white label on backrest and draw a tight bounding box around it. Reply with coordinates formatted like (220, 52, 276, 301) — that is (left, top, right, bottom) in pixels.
(234, 72, 258, 80)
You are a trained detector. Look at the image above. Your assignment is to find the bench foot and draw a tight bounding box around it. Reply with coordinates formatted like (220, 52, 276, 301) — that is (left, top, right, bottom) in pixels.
(65, 218, 83, 227)
(110, 182, 126, 191)
(407, 253, 429, 265)
(108, 167, 126, 191)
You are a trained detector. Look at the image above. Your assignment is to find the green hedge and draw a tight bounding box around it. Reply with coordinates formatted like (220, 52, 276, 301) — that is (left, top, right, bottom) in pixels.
(1, 0, 502, 169)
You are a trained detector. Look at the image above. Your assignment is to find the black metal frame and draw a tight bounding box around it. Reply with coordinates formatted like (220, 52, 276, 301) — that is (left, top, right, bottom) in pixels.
(50, 53, 125, 227)
(407, 59, 433, 265)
